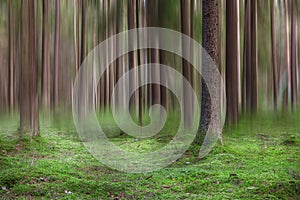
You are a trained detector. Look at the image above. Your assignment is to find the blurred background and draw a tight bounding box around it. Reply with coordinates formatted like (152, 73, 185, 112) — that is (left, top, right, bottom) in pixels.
(0, 0, 298, 132)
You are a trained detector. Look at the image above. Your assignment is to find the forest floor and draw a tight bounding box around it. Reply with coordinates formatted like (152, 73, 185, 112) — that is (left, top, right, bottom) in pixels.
(0, 112, 299, 199)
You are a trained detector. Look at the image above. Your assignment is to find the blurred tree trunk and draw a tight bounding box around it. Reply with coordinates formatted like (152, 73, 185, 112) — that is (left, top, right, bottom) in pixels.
(140, 0, 148, 112)
(136, 0, 143, 126)
(283, 0, 290, 109)
(250, 0, 258, 112)
(8, 0, 14, 111)
(73, 0, 78, 71)
(242, 0, 257, 113)
(104, 0, 110, 109)
(20, 0, 39, 136)
(290, 0, 298, 109)
(53, 0, 60, 108)
(42, 0, 50, 110)
(219, 0, 225, 116)
(199, 0, 218, 142)
(115, 0, 121, 111)
(181, 0, 193, 128)
(242, 0, 252, 112)
(158, 0, 168, 112)
(226, 0, 240, 124)
(270, 0, 278, 110)
(147, 0, 160, 106)
(91, 1, 98, 109)
(80, 0, 85, 68)
(109, 0, 115, 111)
(128, 0, 138, 110)
(100, 0, 106, 110)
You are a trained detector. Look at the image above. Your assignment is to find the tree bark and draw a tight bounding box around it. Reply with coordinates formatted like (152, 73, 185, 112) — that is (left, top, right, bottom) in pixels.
(226, 0, 240, 124)
(199, 0, 218, 142)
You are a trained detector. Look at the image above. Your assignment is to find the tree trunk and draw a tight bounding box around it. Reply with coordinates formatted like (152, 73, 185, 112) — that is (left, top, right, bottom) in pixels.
(42, 0, 50, 110)
(20, 0, 39, 136)
(53, 0, 60, 108)
(270, 0, 278, 110)
(181, 0, 193, 128)
(242, 0, 252, 113)
(242, 0, 258, 113)
(158, 0, 168, 112)
(199, 0, 218, 142)
(290, 0, 298, 109)
(136, 0, 143, 126)
(80, 0, 85, 67)
(283, 0, 291, 109)
(147, 0, 160, 106)
(8, 0, 14, 111)
(73, 0, 78, 71)
(128, 0, 138, 111)
(250, 0, 258, 112)
(226, 0, 240, 124)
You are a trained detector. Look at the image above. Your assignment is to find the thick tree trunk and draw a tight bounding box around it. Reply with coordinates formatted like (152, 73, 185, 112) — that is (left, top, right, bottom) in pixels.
(20, 0, 39, 136)
(226, 0, 240, 124)
(199, 0, 218, 142)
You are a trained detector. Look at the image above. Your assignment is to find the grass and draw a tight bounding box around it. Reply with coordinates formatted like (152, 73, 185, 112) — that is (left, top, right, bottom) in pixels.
(0, 112, 299, 199)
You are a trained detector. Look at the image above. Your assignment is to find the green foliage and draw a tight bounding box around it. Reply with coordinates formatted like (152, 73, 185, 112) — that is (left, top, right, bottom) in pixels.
(0, 113, 299, 199)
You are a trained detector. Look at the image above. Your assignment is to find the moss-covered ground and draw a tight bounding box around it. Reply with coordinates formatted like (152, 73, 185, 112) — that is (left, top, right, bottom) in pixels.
(0, 112, 299, 199)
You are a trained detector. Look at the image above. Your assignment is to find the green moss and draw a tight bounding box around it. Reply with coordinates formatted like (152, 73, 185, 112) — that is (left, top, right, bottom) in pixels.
(0, 112, 299, 199)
